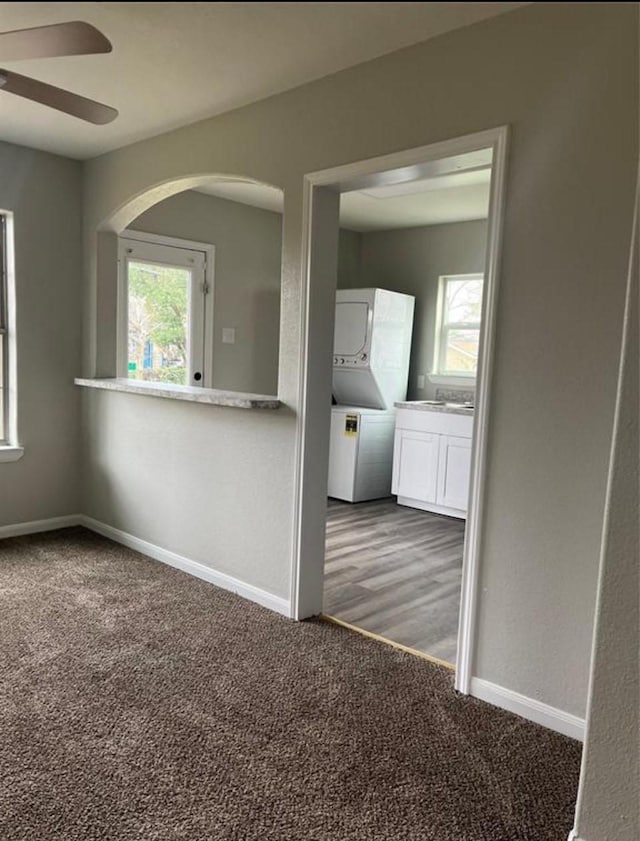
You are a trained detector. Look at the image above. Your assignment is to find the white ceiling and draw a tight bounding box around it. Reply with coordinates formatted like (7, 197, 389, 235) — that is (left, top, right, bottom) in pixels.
(194, 162, 491, 231)
(341, 180, 490, 231)
(0, 2, 526, 160)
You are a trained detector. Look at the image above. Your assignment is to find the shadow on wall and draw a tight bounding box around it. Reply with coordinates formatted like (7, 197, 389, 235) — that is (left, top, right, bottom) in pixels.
(250, 288, 281, 395)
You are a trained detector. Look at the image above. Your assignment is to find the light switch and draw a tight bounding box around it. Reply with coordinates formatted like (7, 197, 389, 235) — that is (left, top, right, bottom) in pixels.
(417, 374, 425, 390)
(222, 327, 236, 344)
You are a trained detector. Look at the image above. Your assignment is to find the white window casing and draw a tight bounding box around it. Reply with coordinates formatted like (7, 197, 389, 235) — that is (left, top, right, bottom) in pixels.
(0, 210, 22, 461)
(432, 272, 484, 383)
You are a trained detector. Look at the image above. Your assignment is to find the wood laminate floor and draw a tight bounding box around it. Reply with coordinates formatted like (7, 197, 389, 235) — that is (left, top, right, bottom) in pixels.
(323, 497, 465, 665)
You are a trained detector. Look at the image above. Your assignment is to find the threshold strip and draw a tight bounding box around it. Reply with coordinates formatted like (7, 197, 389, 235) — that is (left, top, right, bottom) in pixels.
(320, 613, 455, 672)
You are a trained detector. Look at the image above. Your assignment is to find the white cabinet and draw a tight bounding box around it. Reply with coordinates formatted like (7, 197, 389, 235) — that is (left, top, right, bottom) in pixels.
(391, 431, 439, 503)
(437, 435, 472, 513)
(392, 408, 473, 519)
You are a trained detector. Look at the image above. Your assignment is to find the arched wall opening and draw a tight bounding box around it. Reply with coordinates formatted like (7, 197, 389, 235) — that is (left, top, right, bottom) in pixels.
(93, 173, 285, 396)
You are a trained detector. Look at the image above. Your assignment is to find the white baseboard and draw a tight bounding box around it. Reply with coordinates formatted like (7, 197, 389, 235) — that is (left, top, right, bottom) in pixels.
(0, 512, 291, 619)
(470, 677, 585, 741)
(0, 515, 82, 539)
(79, 515, 292, 618)
(567, 831, 585, 841)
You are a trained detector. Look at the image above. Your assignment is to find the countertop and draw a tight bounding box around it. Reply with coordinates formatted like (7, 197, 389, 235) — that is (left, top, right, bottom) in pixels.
(75, 378, 281, 409)
(394, 400, 474, 416)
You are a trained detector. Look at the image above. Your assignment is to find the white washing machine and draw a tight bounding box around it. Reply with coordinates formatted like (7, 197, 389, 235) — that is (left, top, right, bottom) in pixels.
(328, 407, 397, 502)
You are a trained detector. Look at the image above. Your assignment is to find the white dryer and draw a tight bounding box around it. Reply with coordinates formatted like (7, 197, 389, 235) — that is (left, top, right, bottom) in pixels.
(332, 288, 415, 409)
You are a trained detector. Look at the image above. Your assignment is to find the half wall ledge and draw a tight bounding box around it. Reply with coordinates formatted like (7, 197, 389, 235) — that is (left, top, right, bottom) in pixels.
(74, 378, 281, 410)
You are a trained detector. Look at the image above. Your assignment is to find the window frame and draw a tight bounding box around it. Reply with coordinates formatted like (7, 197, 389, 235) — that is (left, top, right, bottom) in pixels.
(0, 210, 22, 461)
(117, 230, 215, 388)
(434, 273, 484, 379)
(0, 214, 7, 443)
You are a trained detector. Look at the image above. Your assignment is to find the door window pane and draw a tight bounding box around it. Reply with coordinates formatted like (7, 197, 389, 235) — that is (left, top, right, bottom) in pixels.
(127, 260, 191, 385)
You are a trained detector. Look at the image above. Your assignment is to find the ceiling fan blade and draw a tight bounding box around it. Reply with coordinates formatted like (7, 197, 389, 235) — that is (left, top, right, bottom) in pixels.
(0, 69, 117, 125)
(0, 21, 112, 62)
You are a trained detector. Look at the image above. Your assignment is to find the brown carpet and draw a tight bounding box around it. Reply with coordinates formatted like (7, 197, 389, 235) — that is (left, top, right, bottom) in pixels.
(0, 528, 581, 841)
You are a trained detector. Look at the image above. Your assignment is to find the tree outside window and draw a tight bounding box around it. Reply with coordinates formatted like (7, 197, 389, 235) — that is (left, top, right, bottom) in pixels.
(127, 261, 189, 385)
(436, 274, 483, 376)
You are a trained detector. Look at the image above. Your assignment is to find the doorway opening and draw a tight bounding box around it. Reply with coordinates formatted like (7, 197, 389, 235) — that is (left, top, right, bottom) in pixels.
(292, 127, 508, 693)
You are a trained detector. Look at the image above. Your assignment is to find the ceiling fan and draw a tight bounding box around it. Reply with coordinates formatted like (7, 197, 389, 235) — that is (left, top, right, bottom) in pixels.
(0, 20, 118, 125)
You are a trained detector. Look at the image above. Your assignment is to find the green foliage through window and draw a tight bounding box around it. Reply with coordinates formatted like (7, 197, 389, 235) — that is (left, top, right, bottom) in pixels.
(127, 260, 190, 385)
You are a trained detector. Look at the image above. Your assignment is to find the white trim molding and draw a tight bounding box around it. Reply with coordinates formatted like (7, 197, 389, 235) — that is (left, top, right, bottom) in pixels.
(470, 677, 585, 741)
(567, 831, 586, 841)
(0, 515, 82, 539)
(117, 229, 215, 388)
(0, 445, 24, 462)
(455, 126, 509, 694)
(427, 374, 477, 388)
(80, 516, 291, 618)
(2, 210, 20, 451)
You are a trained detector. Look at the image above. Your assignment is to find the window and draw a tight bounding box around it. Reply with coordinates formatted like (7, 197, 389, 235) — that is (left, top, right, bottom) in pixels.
(0, 210, 21, 459)
(118, 234, 213, 387)
(435, 274, 484, 377)
(0, 214, 7, 442)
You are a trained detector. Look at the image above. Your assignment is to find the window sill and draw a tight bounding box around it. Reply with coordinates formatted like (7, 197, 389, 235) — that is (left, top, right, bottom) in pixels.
(0, 445, 24, 463)
(74, 378, 281, 410)
(428, 374, 477, 388)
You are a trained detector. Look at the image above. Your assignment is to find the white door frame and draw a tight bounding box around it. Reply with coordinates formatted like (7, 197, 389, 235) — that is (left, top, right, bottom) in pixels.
(117, 230, 215, 388)
(290, 126, 509, 695)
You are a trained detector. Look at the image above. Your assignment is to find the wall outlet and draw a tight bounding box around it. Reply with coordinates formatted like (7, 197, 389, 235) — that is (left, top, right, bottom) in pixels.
(417, 374, 425, 390)
(222, 327, 236, 344)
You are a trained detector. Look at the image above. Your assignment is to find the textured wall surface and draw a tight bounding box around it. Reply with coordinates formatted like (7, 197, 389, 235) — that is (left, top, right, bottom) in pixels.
(80, 4, 637, 714)
(0, 141, 82, 526)
(571, 185, 639, 841)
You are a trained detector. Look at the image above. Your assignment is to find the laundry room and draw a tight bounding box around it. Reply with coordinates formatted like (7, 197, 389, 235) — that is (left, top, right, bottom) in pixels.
(324, 149, 492, 667)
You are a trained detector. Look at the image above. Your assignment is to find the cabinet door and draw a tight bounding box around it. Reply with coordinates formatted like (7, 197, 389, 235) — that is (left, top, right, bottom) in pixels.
(392, 430, 439, 503)
(437, 435, 472, 512)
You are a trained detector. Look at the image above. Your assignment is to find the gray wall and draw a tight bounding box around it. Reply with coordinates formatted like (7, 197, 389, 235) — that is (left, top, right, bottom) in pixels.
(337, 228, 362, 288)
(338, 220, 487, 400)
(0, 141, 82, 526)
(80, 3, 637, 721)
(128, 189, 282, 395)
(572, 203, 639, 841)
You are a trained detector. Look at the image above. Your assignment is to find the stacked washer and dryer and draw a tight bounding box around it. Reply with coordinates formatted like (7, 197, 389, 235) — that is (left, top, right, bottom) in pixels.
(327, 288, 415, 502)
